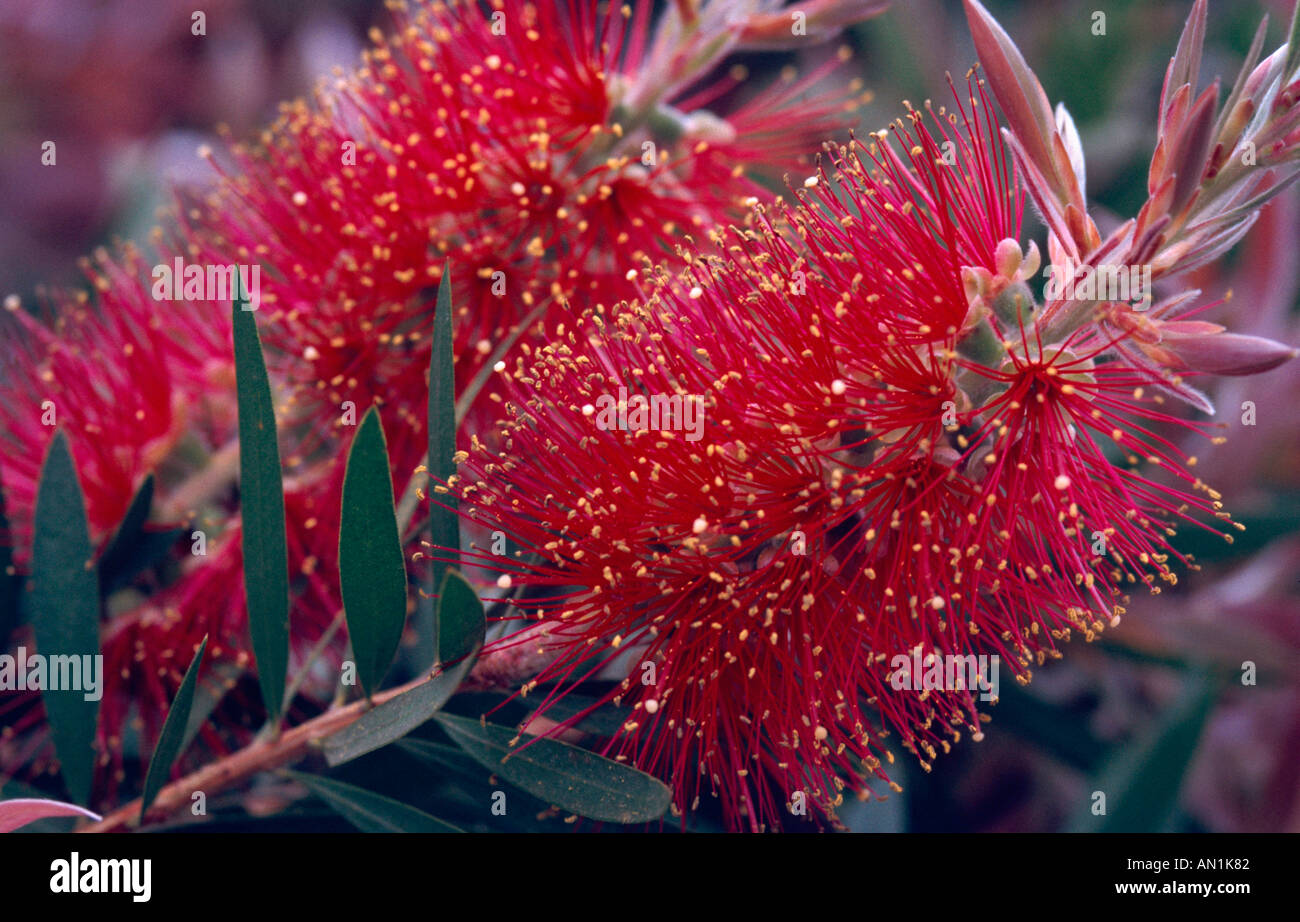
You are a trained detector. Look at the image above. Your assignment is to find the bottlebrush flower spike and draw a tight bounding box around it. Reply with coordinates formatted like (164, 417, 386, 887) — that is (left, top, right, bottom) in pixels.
(429, 78, 1039, 830)
(431, 26, 1295, 827)
(191, 0, 879, 465)
(0, 243, 340, 795)
(0, 0, 878, 809)
(0, 244, 232, 555)
(0, 244, 251, 796)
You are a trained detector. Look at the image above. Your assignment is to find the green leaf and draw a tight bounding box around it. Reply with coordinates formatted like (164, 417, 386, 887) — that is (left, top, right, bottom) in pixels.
(103, 529, 184, 597)
(323, 647, 480, 768)
(0, 470, 21, 649)
(323, 567, 484, 766)
(1067, 671, 1216, 833)
(97, 474, 153, 585)
(232, 283, 290, 723)
(435, 713, 672, 824)
(437, 567, 484, 665)
(140, 635, 208, 820)
(28, 431, 101, 805)
(428, 264, 459, 598)
(340, 407, 408, 697)
(180, 658, 243, 756)
(287, 772, 463, 833)
(97, 474, 183, 595)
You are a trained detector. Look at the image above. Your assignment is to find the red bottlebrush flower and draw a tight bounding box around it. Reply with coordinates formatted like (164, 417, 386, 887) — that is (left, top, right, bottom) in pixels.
(0, 244, 232, 553)
(433, 78, 1028, 830)
(434, 0, 1300, 827)
(187, 0, 878, 473)
(0, 242, 327, 799)
(1, 470, 342, 799)
(0, 243, 241, 796)
(2, 0, 885, 808)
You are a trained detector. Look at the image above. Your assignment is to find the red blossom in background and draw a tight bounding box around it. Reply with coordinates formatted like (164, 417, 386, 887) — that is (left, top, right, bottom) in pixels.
(191, 0, 879, 459)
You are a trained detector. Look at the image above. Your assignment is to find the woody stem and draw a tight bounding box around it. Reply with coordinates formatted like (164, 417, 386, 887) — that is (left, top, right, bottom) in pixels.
(82, 624, 548, 834)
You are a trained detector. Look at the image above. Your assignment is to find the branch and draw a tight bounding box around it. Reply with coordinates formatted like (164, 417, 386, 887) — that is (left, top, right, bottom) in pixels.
(81, 671, 426, 833)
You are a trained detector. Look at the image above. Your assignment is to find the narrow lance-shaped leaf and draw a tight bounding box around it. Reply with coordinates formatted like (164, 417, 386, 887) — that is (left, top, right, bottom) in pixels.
(97, 473, 153, 582)
(323, 575, 483, 767)
(287, 772, 463, 833)
(437, 567, 483, 665)
(97, 473, 181, 595)
(435, 712, 673, 824)
(28, 431, 101, 806)
(179, 659, 244, 755)
(323, 654, 478, 767)
(428, 263, 459, 601)
(963, 0, 1058, 186)
(524, 693, 630, 738)
(340, 407, 408, 697)
(231, 275, 290, 723)
(1287, 0, 1300, 92)
(140, 635, 208, 820)
(1161, 0, 1207, 136)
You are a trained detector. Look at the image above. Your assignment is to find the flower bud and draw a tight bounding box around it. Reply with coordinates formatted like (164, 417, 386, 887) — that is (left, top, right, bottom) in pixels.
(990, 280, 1033, 326)
(961, 265, 993, 304)
(994, 237, 1024, 279)
(1157, 325, 1297, 376)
